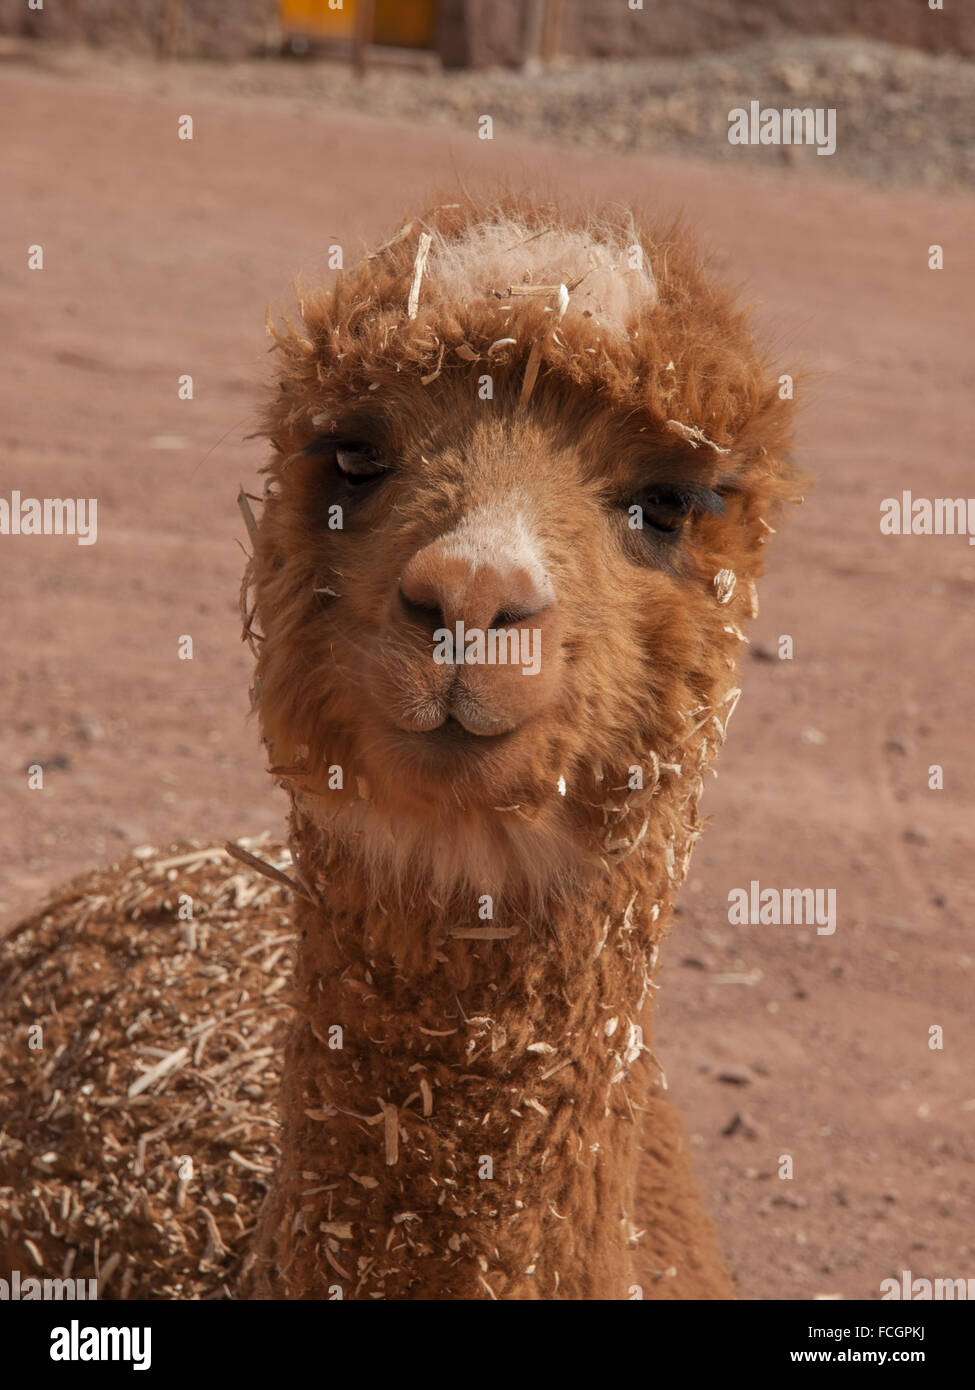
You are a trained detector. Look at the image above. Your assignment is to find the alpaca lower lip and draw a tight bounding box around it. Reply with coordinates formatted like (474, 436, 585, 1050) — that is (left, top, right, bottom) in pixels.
(427, 715, 512, 742)
(389, 717, 514, 782)
(392, 717, 515, 767)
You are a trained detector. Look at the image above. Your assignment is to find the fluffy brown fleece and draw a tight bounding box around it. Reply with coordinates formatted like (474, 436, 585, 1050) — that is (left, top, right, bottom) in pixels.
(242, 193, 798, 1300)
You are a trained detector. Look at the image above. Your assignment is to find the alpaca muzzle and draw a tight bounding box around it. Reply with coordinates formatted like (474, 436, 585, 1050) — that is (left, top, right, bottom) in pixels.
(389, 505, 563, 735)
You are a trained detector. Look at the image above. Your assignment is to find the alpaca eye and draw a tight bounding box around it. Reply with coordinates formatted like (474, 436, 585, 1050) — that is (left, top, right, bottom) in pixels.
(335, 445, 387, 485)
(634, 488, 695, 534)
(625, 484, 725, 538)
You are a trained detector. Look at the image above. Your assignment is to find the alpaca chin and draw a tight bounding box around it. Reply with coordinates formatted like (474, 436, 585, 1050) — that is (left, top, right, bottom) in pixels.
(293, 783, 589, 907)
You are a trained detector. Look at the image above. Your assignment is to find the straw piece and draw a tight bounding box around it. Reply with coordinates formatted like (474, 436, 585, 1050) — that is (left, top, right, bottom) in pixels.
(713, 569, 737, 604)
(199, 1206, 229, 1262)
(223, 840, 309, 901)
(236, 486, 261, 550)
(127, 1047, 189, 1099)
(520, 283, 569, 405)
(420, 340, 445, 386)
(229, 1150, 274, 1173)
(540, 1058, 575, 1082)
(350, 1173, 379, 1189)
(324, 1245, 351, 1279)
(503, 279, 581, 297)
(407, 232, 433, 320)
(666, 420, 731, 454)
(153, 847, 228, 872)
(522, 337, 548, 397)
(383, 1103, 399, 1166)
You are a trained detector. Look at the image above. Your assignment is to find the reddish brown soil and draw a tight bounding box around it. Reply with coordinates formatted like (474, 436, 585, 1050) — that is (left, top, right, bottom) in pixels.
(1, 56, 973, 1301)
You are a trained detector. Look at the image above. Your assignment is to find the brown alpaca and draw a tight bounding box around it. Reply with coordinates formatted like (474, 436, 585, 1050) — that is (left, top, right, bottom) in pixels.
(241, 195, 797, 1300)
(0, 195, 795, 1302)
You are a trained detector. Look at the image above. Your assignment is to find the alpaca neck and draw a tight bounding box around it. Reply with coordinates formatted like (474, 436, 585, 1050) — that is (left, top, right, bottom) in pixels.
(249, 801, 687, 1302)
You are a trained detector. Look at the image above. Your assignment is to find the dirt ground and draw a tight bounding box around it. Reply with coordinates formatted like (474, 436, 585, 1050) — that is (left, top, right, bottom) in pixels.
(1, 50, 973, 1301)
(8, 38, 975, 191)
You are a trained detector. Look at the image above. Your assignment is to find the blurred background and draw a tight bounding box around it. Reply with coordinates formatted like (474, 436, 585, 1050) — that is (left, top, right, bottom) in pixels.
(4, 0, 975, 64)
(1, 0, 973, 1301)
(2, 0, 974, 185)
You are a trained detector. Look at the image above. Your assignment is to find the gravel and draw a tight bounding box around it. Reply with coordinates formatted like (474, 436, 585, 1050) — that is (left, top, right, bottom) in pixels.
(15, 34, 975, 190)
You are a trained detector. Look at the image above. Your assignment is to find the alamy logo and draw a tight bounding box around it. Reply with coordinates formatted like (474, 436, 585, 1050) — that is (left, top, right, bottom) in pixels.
(433, 621, 541, 676)
(881, 1270, 975, 1300)
(728, 102, 836, 156)
(1, 1269, 98, 1300)
(880, 491, 975, 543)
(0, 491, 98, 545)
(50, 1319, 151, 1371)
(728, 880, 837, 936)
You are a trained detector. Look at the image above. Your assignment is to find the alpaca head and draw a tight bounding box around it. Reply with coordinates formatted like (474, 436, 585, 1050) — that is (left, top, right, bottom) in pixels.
(251, 198, 796, 903)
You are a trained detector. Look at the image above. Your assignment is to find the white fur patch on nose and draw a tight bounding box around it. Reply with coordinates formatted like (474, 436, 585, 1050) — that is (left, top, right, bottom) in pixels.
(428, 219, 657, 335)
(437, 503, 553, 609)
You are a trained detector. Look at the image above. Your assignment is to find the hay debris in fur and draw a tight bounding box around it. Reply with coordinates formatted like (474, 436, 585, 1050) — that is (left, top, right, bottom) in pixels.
(224, 838, 311, 901)
(713, 569, 737, 604)
(520, 283, 570, 406)
(666, 420, 731, 453)
(406, 232, 433, 321)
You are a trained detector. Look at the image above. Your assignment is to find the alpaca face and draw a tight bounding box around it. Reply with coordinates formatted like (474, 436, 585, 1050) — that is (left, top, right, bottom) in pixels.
(253, 204, 795, 896)
(256, 386, 749, 895)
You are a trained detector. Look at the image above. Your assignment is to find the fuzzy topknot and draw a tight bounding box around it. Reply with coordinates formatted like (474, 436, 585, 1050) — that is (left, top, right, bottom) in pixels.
(424, 214, 658, 335)
(265, 191, 795, 475)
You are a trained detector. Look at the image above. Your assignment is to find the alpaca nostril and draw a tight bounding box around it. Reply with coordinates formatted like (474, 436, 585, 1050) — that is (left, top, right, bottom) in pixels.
(489, 605, 544, 629)
(398, 582, 444, 629)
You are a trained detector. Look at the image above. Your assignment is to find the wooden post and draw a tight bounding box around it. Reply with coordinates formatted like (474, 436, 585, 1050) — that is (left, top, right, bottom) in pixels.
(158, 0, 183, 61)
(541, 0, 564, 66)
(353, 0, 375, 78)
(522, 0, 546, 67)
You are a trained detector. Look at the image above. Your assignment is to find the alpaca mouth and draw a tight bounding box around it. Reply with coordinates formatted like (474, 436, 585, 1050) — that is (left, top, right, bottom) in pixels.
(420, 714, 514, 746)
(387, 714, 515, 786)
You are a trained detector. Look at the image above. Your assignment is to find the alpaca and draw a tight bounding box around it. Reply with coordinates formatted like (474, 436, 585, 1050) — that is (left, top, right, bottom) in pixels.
(241, 195, 797, 1300)
(0, 195, 796, 1301)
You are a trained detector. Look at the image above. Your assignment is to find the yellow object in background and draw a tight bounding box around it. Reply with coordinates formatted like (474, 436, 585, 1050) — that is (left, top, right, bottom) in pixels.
(279, 0, 437, 49)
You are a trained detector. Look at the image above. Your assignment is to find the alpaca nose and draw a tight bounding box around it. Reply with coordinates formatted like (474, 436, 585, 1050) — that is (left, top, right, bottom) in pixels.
(398, 534, 555, 634)
(389, 511, 564, 734)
